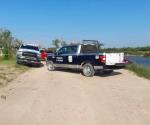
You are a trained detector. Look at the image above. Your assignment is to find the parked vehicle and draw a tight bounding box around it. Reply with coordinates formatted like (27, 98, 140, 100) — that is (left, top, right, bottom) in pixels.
(46, 40, 129, 77)
(16, 44, 41, 66)
(40, 49, 48, 61)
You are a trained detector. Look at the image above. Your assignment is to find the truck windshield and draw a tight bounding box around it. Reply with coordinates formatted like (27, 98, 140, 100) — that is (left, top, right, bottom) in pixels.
(21, 45, 39, 51)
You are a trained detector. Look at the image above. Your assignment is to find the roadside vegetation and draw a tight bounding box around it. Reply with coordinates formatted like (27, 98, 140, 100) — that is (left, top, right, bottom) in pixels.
(126, 64, 150, 80)
(103, 46, 150, 57)
(0, 28, 22, 59)
(0, 57, 29, 87)
(0, 28, 29, 87)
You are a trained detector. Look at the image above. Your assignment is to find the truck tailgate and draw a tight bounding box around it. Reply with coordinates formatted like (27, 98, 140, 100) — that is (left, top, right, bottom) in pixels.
(105, 53, 124, 65)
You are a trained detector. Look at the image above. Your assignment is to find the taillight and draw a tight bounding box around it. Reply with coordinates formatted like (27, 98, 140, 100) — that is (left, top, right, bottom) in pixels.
(100, 55, 106, 63)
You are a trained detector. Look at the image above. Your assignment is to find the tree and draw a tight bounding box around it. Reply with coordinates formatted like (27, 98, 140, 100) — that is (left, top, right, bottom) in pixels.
(0, 28, 23, 59)
(98, 42, 104, 49)
(61, 40, 67, 46)
(52, 39, 67, 48)
(12, 38, 23, 49)
(0, 29, 13, 59)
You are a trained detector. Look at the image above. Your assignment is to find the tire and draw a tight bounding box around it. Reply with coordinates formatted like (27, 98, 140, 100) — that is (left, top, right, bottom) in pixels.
(82, 63, 95, 77)
(16, 60, 20, 65)
(47, 61, 55, 71)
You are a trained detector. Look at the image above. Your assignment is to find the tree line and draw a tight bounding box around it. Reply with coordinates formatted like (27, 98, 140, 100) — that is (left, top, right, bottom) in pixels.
(0, 29, 22, 59)
(103, 46, 150, 57)
(1, 28, 149, 59)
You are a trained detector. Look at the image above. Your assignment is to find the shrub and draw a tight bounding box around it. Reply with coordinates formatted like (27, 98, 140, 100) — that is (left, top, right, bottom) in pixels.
(126, 64, 150, 80)
(0, 28, 22, 59)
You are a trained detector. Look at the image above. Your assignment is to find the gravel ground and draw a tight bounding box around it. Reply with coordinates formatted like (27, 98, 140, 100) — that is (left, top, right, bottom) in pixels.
(0, 63, 150, 125)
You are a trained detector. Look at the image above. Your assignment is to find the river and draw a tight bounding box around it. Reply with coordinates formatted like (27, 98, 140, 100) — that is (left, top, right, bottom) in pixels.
(127, 56, 150, 67)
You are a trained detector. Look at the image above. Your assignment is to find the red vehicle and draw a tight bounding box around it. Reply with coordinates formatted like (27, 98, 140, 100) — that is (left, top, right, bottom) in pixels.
(40, 50, 48, 61)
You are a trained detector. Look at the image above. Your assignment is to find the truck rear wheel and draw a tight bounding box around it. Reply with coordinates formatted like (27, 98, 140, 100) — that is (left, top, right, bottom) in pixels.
(82, 63, 95, 77)
(47, 61, 55, 71)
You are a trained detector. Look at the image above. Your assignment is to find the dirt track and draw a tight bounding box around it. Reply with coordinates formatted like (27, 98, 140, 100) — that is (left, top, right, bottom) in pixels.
(0, 63, 150, 125)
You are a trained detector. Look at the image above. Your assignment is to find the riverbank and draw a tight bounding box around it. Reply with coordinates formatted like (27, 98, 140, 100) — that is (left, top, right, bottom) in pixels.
(128, 51, 150, 57)
(144, 52, 150, 57)
(103, 46, 150, 57)
(0, 58, 29, 87)
(127, 56, 150, 68)
(128, 52, 150, 57)
(126, 64, 150, 80)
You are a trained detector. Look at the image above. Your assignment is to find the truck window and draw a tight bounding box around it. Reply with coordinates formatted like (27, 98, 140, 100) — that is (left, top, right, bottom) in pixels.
(67, 46, 78, 54)
(57, 47, 67, 55)
(81, 44, 99, 53)
(58, 46, 78, 55)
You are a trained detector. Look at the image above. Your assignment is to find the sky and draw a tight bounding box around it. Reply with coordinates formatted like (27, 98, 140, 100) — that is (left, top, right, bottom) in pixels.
(0, 0, 150, 48)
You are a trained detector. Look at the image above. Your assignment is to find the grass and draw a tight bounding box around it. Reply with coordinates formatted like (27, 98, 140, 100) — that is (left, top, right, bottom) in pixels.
(0, 57, 28, 69)
(126, 64, 150, 80)
(0, 57, 16, 65)
(0, 57, 29, 87)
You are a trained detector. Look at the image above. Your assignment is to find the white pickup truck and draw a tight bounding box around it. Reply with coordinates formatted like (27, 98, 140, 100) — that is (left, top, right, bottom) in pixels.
(47, 41, 129, 77)
(16, 44, 41, 66)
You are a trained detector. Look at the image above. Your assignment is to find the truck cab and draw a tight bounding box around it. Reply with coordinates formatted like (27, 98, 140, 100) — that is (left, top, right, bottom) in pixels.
(47, 41, 128, 77)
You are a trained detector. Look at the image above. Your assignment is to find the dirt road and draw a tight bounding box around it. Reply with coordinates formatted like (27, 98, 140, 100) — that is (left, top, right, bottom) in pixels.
(0, 64, 150, 125)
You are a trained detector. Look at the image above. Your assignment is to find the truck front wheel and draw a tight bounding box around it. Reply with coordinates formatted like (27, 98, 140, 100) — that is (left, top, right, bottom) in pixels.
(16, 60, 21, 65)
(82, 63, 95, 77)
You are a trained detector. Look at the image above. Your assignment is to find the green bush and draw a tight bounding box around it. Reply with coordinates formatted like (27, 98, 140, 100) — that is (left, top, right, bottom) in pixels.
(126, 64, 150, 80)
(0, 28, 22, 60)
